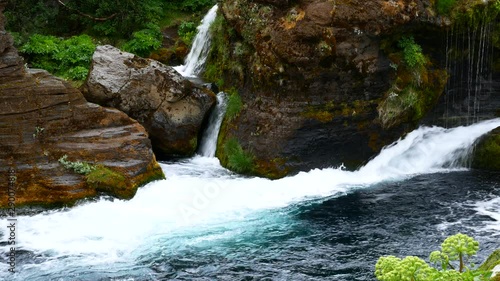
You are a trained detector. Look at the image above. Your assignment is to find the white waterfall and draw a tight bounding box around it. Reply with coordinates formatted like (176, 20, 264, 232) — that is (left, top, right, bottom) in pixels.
(174, 4, 219, 77)
(198, 92, 228, 157)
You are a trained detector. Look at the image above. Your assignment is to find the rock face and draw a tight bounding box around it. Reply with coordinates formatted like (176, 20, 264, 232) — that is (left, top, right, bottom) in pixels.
(472, 128, 500, 171)
(0, 2, 164, 208)
(208, 0, 448, 177)
(82, 45, 216, 157)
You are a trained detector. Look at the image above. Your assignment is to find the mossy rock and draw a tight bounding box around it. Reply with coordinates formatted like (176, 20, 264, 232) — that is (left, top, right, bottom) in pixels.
(480, 249, 500, 272)
(472, 128, 500, 171)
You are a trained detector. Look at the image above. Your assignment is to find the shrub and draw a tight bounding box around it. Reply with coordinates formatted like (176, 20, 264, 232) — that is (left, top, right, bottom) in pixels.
(398, 36, 427, 68)
(436, 0, 457, 15)
(122, 24, 162, 57)
(225, 89, 243, 121)
(375, 233, 492, 281)
(224, 138, 254, 173)
(20, 34, 96, 81)
(178, 21, 197, 46)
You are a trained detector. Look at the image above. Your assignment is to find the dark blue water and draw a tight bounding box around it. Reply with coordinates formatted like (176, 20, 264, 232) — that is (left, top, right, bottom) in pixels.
(128, 170, 498, 281)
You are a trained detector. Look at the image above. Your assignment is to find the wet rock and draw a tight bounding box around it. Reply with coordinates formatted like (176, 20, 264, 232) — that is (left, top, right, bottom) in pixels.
(83, 45, 216, 156)
(0, 2, 164, 209)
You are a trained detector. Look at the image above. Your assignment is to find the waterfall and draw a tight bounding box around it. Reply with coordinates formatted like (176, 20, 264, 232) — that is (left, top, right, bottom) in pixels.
(198, 92, 228, 157)
(442, 13, 494, 127)
(174, 4, 219, 77)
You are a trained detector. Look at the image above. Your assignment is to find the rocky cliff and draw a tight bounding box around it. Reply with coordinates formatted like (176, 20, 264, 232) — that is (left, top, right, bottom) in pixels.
(208, 0, 453, 177)
(0, 1, 164, 209)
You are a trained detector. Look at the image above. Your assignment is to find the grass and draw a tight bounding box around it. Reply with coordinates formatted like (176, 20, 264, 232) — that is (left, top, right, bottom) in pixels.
(224, 138, 254, 173)
(225, 88, 243, 121)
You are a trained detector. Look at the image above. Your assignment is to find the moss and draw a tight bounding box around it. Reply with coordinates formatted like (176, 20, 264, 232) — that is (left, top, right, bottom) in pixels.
(85, 165, 131, 198)
(479, 249, 500, 272)
(302, 100, 375, 123)
(254, 158, 289, 179)
(223, 138, 255, 174)
(472, 129, 500, 171)
(225, 88, 243, 121)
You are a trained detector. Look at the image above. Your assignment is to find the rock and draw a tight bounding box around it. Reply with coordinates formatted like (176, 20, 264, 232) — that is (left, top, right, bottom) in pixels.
(472, 128, 500, 171)
(210, 0, 447, 177)
(82, 45, 216, 156)
(480, 249, 500, 277)
(0, 3, 164, 209)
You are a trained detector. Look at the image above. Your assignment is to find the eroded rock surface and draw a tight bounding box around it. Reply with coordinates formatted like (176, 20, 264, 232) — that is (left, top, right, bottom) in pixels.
(83, 45, 216, 156)
(210, 0, 447, 177)
(0, 2, 164, 208)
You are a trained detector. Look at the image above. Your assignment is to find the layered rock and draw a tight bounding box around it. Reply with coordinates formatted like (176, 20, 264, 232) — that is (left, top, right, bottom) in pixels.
(208, 0, 448, 177)
(82, 45, 216, 157)
(0, 2, 164, 208)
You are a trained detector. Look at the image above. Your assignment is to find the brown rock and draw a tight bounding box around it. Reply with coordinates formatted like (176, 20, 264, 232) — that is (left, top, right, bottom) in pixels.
(0, 8, 164, 209)
(82, 45, 216, 156)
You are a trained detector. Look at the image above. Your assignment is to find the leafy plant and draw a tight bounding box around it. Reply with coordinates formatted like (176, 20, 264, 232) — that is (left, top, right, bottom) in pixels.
(122, 24, 162, 57)
(225, 88, 243, 121)
(223, 138, 254, 173)
(58, 155, 96, 175)
(20, 34, 96, 81)
(436, 0, 458, 15)
(178, 0, 215, 12)
(375, 233, 492, 281)
(178, 21, 197, 45)
(398, 36, 427, 68)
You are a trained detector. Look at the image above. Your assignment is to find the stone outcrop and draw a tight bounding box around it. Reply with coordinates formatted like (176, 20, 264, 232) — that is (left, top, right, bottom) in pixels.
(0, 2, 164, 209)
(82, 45, 216, 157)
(208, 0, 449, 177)
(473, 127, 500, 171)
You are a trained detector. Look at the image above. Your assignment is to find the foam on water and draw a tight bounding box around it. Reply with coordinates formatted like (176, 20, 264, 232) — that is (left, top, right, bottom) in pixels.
(1, 119, 499, 279)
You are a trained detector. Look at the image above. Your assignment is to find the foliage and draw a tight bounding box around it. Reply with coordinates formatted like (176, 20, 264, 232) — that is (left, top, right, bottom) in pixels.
(178, 21, 197, 45)
(177, 0, 215, 12)
(225, 89, 243, 121)
(122, 24, 162, 57)
(398, 36, 427, 68)
(5, 0, 60, 35)
(375, 233, 492, 281)
(58, 155, 96, 175)
(436, 0, 458, 15)
(223, 138, 254, 174)
(20, 34, 95, 80)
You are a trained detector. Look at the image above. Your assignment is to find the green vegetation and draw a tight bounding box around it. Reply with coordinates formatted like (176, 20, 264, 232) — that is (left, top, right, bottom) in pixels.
(225, 88, 243, 121)
(472, 129, 500, 171)
(20, 34, 96, 81)
(223, 138, 254, 173)
(375, 233, 493, 281)
(58, 155, 96, 175)
(398, 36, 426, 69)
(436, 0, 458, 15)
(178, 21, 197, 46)
(122, 24, 162, 57)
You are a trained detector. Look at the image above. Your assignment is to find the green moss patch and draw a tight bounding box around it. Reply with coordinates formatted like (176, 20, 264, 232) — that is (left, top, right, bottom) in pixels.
(85, 165, 132, 198)
(472, 129, 500, 171)
(223, 138, 254, 174)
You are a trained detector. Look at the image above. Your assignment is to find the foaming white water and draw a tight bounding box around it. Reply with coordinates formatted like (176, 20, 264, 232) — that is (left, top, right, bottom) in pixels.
(197, 92, 228, 157)
(360, 118, 500, 179)
(1, 119, 499, 278)
(475, 197, 500, 234)
(174, 5, 218, 77)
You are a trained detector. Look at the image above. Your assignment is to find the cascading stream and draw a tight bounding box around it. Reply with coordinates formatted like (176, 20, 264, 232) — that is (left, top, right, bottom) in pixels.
(173, 4, 218, 77)
(197, 92, 228, 157)
(1, 118, 499, 280)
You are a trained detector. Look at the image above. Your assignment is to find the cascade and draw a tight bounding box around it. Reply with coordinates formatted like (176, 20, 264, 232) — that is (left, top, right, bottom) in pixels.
(198, 92, 228, 157)
(174, 5, 218, 77)
(441, 12, 496, 127)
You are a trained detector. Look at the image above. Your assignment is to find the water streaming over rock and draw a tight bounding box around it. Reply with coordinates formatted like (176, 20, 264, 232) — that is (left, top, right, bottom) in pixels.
(197, 92, 228, 157)
(1, 118, 499, 280)
(173, 5, 218, 77)
(441, 15, 496, 127)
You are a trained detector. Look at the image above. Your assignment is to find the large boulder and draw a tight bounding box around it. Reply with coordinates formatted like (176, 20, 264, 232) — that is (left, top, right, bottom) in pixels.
(82, 45, 216, 157)
(208, 0, 449, 177)
(0, 2, 164, 209)
(472, 127, 500, 171)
